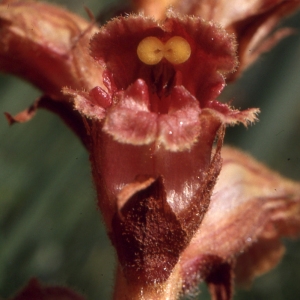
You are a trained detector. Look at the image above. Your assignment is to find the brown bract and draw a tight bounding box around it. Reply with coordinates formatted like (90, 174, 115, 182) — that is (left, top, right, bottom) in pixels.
(180, 147, 300, 298)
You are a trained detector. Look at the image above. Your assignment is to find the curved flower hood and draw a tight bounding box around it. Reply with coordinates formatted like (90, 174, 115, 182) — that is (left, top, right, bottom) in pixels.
(90, 14, 237, 101)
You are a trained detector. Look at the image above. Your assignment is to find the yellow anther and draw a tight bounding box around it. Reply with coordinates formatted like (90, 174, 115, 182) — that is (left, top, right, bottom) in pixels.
(164, 36, 191, 64)
(137, 36, 164, 65)
(137, 36, 191, 65)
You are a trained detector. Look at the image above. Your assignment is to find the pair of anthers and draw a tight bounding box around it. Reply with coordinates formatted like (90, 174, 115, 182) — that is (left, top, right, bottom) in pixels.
(137, 36, 191, 65)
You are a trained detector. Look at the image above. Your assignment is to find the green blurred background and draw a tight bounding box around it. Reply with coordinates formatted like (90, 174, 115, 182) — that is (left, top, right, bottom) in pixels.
(0, 1, 300, 299)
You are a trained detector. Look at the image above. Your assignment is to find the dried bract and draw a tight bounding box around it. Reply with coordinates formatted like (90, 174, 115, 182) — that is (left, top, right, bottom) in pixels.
(180, 147, 300, 298)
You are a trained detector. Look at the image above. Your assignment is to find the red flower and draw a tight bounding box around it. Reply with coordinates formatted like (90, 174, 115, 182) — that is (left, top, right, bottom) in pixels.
(63, 13, 258, 297)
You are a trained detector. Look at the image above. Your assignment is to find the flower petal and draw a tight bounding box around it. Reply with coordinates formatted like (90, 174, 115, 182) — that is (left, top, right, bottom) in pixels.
(206, 100, 260, 127)
(63, 88, 107, 121)
(103, 79, 158, 145)
(157, 86, 201, 151)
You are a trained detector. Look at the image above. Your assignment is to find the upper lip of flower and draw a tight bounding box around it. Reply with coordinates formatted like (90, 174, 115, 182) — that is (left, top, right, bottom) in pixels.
(89, 13, 238, 107)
